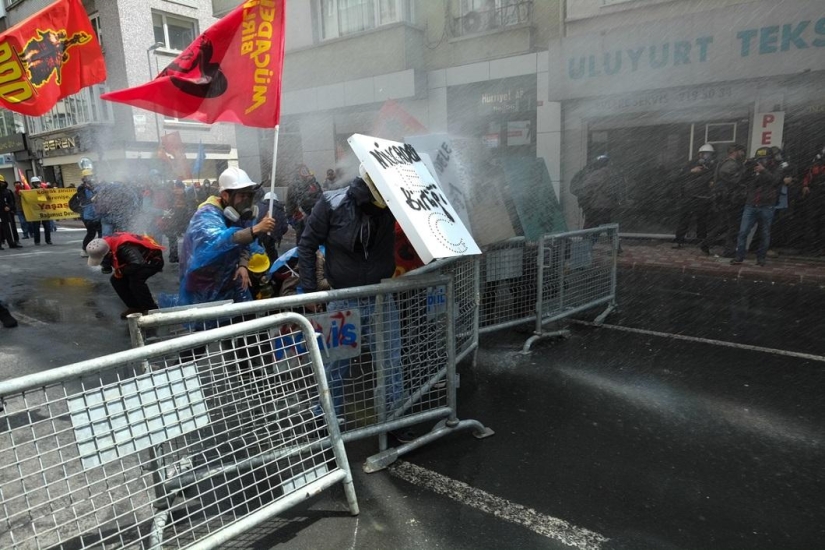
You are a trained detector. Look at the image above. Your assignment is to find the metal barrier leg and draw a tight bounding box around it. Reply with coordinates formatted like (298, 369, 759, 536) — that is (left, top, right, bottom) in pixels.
(364, 279, 494, 473)
(593, 303, 616, 326)
(363, 417, 494, 473)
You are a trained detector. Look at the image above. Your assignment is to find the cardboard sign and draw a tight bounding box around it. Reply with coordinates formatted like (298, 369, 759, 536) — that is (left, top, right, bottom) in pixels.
(404, 134, 472, 230)
(348, 133, 481, 264)
(20, 188, 80, 221)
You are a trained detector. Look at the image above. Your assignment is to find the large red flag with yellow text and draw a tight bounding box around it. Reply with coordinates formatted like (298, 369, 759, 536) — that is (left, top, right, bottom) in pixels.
(101, 0, 285, 128)
(0, 0, 105, 116)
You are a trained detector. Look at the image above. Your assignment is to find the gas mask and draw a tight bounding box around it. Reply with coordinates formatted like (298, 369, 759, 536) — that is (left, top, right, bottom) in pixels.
(223, 191, 258, 222)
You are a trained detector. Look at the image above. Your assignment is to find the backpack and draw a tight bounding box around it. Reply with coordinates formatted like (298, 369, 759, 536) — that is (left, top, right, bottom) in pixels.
(68, 190, 83, 214)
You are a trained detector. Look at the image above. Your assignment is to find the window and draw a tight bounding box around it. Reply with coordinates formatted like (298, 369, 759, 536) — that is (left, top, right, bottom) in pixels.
(452, 0, 532, 37)
(705, 123, 737, 144)
(89, 13, 103, 49)
(0, 112, 23, 137)
(319, 0, 413, 40)
(152, 12, 197, 51)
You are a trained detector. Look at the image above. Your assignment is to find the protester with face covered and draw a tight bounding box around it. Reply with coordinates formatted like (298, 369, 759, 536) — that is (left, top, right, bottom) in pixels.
(77, 170, 102, 256)
(298, 165, 407, 435)
(178, 167, 275, 306)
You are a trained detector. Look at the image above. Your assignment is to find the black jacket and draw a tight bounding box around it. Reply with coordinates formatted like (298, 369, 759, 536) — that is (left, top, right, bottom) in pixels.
(677, 161, 714, 199)
(298, 178, 395, 292)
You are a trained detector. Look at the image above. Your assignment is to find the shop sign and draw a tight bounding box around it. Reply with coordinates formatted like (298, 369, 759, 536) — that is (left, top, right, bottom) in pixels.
(550, 0, 825, 100)
(40, 135, 81, 157)
(748, 112, 785, 155)
(348, 133, 481, 264)
(0, 133, 25, 154)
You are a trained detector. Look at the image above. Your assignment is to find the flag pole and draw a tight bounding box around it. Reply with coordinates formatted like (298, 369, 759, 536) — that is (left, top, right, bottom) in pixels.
(268, 124, 280, 218)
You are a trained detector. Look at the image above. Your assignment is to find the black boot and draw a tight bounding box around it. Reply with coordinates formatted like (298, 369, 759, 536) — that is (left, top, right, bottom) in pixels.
(0, 304, 18, 328)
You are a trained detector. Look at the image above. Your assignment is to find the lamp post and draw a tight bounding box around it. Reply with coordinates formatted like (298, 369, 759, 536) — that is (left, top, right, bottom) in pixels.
(146, 42, 164, 144)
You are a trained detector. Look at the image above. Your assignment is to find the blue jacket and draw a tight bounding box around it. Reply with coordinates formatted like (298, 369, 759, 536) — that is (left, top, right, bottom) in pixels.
(77, 183, 98, 221)
(178, 196, 259, 306)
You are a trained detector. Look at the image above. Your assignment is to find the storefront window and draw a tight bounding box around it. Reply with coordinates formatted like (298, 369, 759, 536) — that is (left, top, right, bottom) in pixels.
(448, 75, 537, 162)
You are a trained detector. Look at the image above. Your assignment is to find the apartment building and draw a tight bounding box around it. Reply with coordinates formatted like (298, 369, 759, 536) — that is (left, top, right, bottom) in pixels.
(0, 0, 238, 186)
(218, 0, 564, 195)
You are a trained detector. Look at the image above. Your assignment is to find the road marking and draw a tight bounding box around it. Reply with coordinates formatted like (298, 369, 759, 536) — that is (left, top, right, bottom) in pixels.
(573, 320, 825, 364)
(388, 461, 608, 550)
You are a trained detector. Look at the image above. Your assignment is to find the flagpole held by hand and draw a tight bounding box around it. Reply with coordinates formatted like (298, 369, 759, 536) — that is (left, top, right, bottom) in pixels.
(269, 124, 280, 218)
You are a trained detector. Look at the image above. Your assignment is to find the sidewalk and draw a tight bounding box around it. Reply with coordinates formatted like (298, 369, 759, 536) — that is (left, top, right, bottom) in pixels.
(618, 239, 825, 286)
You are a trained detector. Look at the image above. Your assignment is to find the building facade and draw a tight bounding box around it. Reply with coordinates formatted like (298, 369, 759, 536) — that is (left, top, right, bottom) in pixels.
(0, 0, 238, 187)
(555, 0, 825, 233)
(220, 0, 564, 200)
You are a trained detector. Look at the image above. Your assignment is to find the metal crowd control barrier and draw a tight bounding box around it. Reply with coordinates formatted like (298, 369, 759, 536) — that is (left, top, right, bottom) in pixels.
(403, 256, 480, 365)
(128, 274, 494, 473)
(522, 224, 619, 352)
(0, 313, 358, 550)
(407, 227, 619, 354)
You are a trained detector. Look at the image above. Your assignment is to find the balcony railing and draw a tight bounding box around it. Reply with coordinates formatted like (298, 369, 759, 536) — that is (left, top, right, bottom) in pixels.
(450, 0, 533, 37)
(26, 83, 115, 136)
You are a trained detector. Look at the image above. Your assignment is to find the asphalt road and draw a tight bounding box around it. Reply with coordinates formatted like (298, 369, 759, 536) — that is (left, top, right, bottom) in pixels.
(0, 232, 822, 549)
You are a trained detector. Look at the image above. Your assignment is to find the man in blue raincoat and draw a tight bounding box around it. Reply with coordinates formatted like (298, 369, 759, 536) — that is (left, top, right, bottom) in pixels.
(178, 167, 276, 306)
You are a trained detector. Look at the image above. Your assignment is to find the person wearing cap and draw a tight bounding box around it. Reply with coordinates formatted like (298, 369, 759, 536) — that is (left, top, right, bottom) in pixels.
(701, 144, 747, 256)
(730, 147, 784, 266)
(86, 234, 165, 318)
(297, 165, 405, 428)
(178, 166, 276, 307)
(255, 188, 288, 262)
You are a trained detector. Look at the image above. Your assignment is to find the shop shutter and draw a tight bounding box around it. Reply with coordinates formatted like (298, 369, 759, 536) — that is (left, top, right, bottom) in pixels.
(61, 164, 82, 188)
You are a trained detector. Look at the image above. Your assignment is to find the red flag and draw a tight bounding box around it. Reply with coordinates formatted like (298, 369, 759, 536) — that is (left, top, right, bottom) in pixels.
(101, 1, 285, 128)
(371, 100, 428, 141)
(0, 0, 105, 116)
(161, 132, 192, 180)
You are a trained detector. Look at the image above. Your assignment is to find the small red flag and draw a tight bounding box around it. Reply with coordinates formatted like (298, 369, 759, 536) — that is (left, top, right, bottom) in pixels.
(101, 0, 285, 128)
(161, 132, 192, 180)
(0, 0, 105, 116)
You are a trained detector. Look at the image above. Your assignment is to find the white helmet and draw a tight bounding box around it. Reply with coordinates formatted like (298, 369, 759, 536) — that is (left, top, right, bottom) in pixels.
(698, 143, 715, 154)
(263, 191, 279, 201)
(218, 166, 258, 192)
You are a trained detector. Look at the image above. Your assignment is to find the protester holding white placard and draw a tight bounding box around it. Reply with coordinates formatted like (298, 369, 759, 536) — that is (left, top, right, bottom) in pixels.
(298, 166, 406, 436)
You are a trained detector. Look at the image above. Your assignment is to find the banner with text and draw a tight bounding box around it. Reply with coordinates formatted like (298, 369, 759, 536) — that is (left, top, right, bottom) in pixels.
(348, 133, 481, 264)
(20, 188, 80, 221)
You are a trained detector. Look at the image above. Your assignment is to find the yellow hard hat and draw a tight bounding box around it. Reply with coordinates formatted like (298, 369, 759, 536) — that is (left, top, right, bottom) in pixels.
(247, 253, 271, 274)
(81, 169, 93, 177)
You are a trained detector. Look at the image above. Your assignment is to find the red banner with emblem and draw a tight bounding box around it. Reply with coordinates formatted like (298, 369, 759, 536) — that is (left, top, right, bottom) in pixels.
(0, 0, 105, 116)
(101, 0, 285, 128)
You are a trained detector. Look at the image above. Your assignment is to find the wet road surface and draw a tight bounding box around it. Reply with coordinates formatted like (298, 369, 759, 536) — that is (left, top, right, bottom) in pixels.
(1, 233, 822, 549)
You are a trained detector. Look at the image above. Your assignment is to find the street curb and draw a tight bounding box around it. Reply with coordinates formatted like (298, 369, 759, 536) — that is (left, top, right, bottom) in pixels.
(617, 262, 825, 288)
